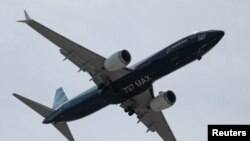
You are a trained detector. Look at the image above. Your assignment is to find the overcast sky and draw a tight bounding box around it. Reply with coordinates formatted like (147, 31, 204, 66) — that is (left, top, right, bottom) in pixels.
(1, 0, 250, 141)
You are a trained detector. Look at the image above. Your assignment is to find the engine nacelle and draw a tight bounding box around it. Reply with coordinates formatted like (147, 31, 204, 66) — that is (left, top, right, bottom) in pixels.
(150, 90, 176, 112)
(104, 50, 131, 71)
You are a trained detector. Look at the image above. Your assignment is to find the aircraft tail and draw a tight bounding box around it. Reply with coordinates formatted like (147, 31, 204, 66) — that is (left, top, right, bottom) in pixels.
(53, 122, 74, 141)
(52, 87, 68, 109)
(13, 93, 74, 141)
(13, 93, 52, 117)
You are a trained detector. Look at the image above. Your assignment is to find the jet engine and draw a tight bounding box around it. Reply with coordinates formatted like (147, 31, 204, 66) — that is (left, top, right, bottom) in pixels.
(104, 50, 131, 71)
(150, 90, 176, 112)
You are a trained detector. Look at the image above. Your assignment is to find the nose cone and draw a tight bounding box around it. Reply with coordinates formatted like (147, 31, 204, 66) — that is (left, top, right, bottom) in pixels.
(212, 30, 225, 40)
(210, 30, 225, 43)
(206, 30, 225, 47)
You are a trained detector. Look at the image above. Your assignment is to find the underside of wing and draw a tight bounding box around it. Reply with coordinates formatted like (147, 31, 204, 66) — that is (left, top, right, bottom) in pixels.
(19, 11, 132, 86)
(121, 86, 176, 141)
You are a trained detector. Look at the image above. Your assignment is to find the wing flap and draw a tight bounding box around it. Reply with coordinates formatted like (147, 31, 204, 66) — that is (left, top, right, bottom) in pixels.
(60, 49, 96, 74)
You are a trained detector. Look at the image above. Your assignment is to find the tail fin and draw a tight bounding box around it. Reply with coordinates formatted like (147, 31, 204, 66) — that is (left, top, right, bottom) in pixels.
(13, 93, 74, 141)
(52, 87, 68, 109)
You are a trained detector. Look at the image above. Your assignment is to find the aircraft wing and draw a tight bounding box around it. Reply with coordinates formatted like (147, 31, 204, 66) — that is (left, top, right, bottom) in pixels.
(121, 86, 176, 141)
(18, 11, 131, 86)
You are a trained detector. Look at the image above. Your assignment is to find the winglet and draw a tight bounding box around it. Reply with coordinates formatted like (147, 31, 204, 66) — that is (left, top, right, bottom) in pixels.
(24, 10, 31, 20)
(17, 10, 32, 23)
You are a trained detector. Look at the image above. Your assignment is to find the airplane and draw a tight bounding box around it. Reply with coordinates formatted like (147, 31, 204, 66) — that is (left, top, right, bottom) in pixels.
(13, 11, 224, 141)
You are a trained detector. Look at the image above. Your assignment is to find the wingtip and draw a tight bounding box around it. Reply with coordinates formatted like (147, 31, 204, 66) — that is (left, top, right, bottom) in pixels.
(12, 93, 23, 101)
(17, 10, 32, 23)
(12, 93, 22, 99)
(12, 93, 18, 97)
(17, 20, 30, 23)
(24, 10, 31, 20)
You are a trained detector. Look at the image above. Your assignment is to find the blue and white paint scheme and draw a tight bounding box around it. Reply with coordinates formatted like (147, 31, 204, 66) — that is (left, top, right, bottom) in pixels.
(52, 87, 68, 110)
(13, 11, 224, 141)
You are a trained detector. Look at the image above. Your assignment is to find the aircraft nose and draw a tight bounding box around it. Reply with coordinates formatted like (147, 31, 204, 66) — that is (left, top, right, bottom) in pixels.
(211, 30, 225, 40)
(205, 30, 225, 47)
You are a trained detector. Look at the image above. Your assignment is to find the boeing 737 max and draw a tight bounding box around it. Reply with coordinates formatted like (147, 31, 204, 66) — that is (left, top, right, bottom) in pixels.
(13, 11, 224, 141)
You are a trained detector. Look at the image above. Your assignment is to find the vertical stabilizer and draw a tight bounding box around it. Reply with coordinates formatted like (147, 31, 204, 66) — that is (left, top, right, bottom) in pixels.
(53, 87, 68, 109)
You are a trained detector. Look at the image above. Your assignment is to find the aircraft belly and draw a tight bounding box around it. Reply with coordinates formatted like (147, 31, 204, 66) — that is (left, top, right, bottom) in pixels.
(109, 46, 199, 103)
(55, 90, 109, 122)
(63, 102, 108, 121)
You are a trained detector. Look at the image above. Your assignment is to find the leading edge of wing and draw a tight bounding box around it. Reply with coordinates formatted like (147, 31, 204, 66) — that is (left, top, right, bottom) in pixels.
(17, 10, 105, 60)
(17, 10, 133, 86)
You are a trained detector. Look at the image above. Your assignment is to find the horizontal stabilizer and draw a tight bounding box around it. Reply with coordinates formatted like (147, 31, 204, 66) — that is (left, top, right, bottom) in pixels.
(13, 93, 74, 141)
(13, 93, 52, 117)
(53, 122, 75, 141)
